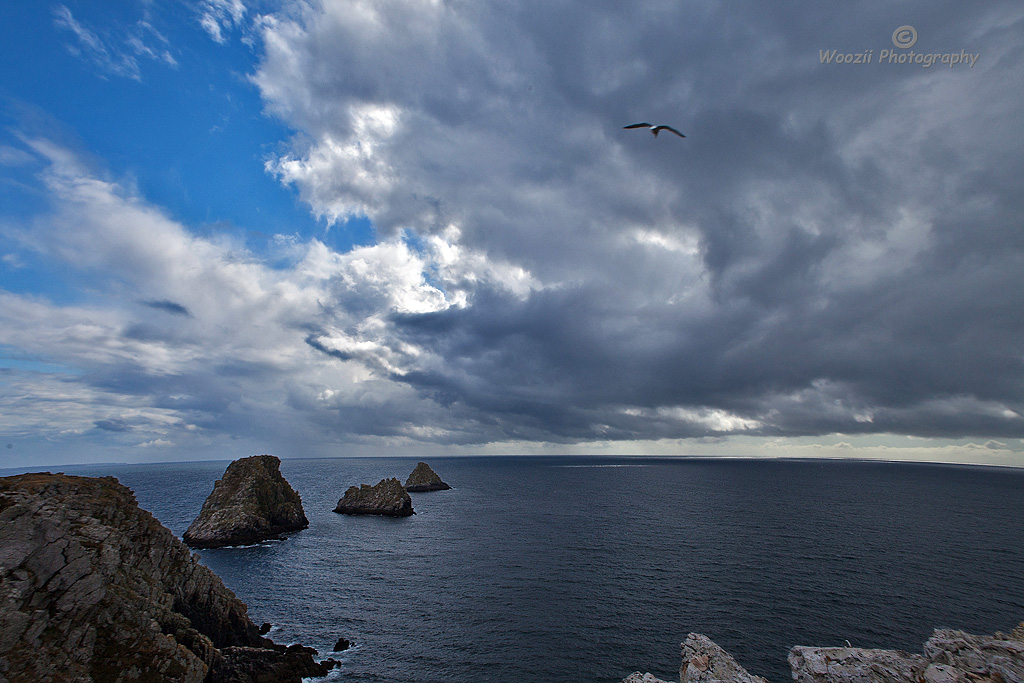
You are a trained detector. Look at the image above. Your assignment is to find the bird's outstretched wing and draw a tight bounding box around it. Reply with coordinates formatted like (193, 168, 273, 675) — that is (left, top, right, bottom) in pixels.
(623, 123, 653, 129)
(652, 125, 686, 138)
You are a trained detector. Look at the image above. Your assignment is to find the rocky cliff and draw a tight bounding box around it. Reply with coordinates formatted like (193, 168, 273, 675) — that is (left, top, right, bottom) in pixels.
(788, 626, 1024, 683)
(183, 455, 308, 549)
(334, 478, 414, 516)
(0, 472, 330, 683)
(624, 625, 1024, 683)
(404, 462, 451, 492)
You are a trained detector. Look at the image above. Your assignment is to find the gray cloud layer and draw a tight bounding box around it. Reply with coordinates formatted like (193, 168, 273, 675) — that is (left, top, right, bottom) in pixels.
(255, 0, 1024, 441)
(2, 0, 1023, 463)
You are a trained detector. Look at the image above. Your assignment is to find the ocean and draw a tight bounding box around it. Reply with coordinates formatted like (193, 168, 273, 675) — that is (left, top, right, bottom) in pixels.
(6, 456, 1023, 683)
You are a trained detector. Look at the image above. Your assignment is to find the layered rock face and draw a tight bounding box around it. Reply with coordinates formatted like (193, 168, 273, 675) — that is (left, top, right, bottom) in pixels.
(0, 472, 329, 683)
(404, 462, 451, 492)
(334, 478, 414, 516)
(183, 455, 308, 549)
(624, 625, 1024, 683)
(789, 627, 1024, 683)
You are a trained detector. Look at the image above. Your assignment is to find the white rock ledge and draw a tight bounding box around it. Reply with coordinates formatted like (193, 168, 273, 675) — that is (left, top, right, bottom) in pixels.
(624, 623, 1024, 683)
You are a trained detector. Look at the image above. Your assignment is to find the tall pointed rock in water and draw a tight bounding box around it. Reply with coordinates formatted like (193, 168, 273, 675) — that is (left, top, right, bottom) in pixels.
(404, 462, 451, 492)
(183, 455, 308, 548)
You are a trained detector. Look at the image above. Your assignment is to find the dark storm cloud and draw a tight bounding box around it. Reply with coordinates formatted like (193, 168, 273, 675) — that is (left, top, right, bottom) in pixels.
(252, 0, 1024, 443)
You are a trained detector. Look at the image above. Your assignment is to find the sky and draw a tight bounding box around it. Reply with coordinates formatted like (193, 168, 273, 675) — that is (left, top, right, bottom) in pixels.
(1, 1, 1023, 468)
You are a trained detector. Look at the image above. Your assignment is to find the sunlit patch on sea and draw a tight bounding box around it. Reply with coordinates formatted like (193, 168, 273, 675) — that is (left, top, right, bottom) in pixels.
(8, 456, 1023, 683)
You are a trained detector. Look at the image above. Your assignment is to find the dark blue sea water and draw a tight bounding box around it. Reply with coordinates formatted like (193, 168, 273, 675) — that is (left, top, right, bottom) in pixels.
(6, 457, 1023, 682)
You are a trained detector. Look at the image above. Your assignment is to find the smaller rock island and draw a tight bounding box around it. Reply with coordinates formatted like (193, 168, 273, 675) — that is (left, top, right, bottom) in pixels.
(404, 461, 451, 492)
(183, 455, 309, 548)
(334, 478, 414, 516)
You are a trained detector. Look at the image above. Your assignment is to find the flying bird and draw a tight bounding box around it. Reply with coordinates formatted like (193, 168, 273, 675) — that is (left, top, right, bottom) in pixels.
(623, 122, 686, 138)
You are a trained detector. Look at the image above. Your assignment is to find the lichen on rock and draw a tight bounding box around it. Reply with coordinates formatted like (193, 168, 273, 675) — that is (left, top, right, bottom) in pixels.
(0, 472, 329, 683)
(183, 455, 308, 549)
(334, 478, 414, 516)
(404, 462, 451, 492)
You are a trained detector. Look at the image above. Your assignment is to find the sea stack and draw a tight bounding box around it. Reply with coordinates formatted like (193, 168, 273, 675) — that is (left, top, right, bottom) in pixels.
(183, 455, 308, 549)
(404, 461, 451, 492)
(334, 478, 414, 516)
(0, 472, 330, 682)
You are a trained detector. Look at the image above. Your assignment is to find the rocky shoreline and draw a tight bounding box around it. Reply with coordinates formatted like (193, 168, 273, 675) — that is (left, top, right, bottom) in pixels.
(625, 625, 1024, 683)
(0, 472, 331, 682)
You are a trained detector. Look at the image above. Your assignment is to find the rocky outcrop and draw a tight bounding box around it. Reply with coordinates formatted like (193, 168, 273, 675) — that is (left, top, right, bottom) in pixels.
(789, 627, 1024, 683)
(681, 633, 770, 683)
(625, 625, 1024, 683)
(788, 644, 926, 683)
(334, 478, 414, 516)
(404, 462, 451, 492)
(923, 627, 1024, 683)
(207, 644, 329, 683)
(623, 673, 674, 683)
(624, 632, 767, 683)
(0, 472, 330, 683)
(183, 455, 308, 549)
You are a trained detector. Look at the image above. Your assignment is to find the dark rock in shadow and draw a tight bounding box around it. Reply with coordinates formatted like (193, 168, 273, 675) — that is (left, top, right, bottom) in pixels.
(334, 478, 413, 516)
(210, 643, 328, 682)
(404, 461, 451, 492)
